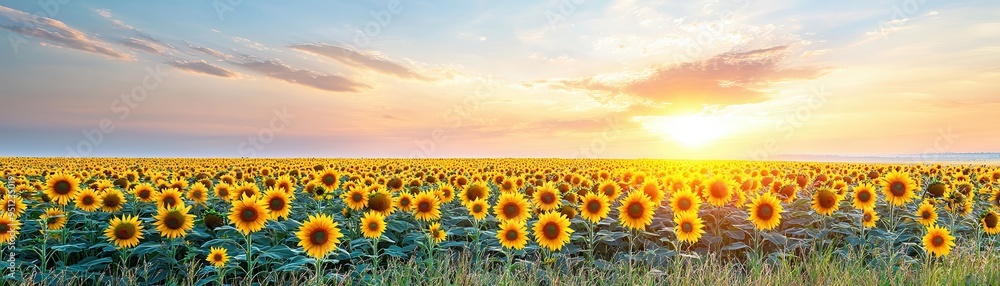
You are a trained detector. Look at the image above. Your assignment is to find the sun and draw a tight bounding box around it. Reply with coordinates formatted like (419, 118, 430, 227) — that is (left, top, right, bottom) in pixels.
(647, 114, 727, 148)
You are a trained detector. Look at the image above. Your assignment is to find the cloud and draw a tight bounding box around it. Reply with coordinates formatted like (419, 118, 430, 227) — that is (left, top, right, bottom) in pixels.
(290, 44, 432, 81)
(532, 45, 827, 110)
(187, 44, 230, 59)
(168, 60, 238, 78)
(118, 37, 166, 55)
(228, 56, 370, 92)
(0, 5, 131, 60)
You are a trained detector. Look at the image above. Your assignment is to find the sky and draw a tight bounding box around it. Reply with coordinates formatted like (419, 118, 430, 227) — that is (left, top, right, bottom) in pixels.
(0, 0, 998, 159)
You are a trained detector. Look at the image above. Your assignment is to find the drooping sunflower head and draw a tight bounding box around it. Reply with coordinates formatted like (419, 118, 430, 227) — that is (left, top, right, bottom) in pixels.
(925, 181, 950, 198)
(366, 187, 396, 217)
(467, 198, 489, 221)
(881, 171, 918, 206)
(533, 183, 561, 212)
(206, 247, 229, 268)
(154, 205, 195, 239)
(45, 173, 80, 205)
(74, 188, 103, 212)
(811, 187, 840, 216)
(496, 220, 528, 250)
(104, 214, 144, 249)
(462, 181, 490, 206)
(263, 187, 292, 220)
(494, 192, 531, 223)
(100, 188, 126, 213)
(360, 211, 387, 239)
(747, 192, 784, 231)
(0, 213, 20, 243)
(617, 190, 655, 231)
(674, 211, 705, 244)
(669, 186, 702, 216)
(922, 224, 955, 258)
(851, 183, 877, 211)
(296, 213, 343, 259)
(412, 191, 442, 222)
(228, 194, 270, 234)
(578, 192, 610, 223)
(532, 211, 573, 251)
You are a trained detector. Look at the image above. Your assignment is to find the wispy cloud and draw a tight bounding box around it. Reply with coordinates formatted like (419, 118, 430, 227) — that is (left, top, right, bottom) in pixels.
(228, 56, 370, 92)
(0, 5, 131, 60)
(168, 60, 238, 78)
(290, 44, 433, 81)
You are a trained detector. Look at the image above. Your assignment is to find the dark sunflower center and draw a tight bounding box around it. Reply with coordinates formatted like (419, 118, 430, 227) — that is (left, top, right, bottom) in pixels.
(311, 229, 328, 244)
(399, 198, 411, 207)
(370, 195, 389, 212)
(541, 192, 556, 204)
(681, 222, 693, 233)
(678, 198, 691, 210)
(922, 210, 932, 220)
(587, 201, 601, 213)
(603, 186, 615, 196)
(505, 230, 519, 240)
(627, 203, 644, 218)
(710, 183, 727, 198)
(542, 223, 559, 239)
(468, 187, 486, 201)
(472, 204, 483, 213)
(82, 196, 94, 205)
(54, 181, 72, 194)
(501, 204, 518, 218)
(858, 191, 871, 202)
(163, 197, 176, 207)
(104, 194, 121, 208)
(115, 224, 134, 239)
(0, 224, 8, 233)
(819, 192, 836, 208)
(269, 198, 285, 211)
(758, 204, 774, 220)
(863, 213, 872, 222)
(890, 182, 906, 196)
(241, 209, 258, 221)
(418, 201, 431, 212)
(165, 213, 183, 229)
(213, 254, 223, 261)
(503, 182, 513, 190)
(351, 193, 363, 202)
(986, 213, 998, 228)
(192, 190, 202, 199)
(932, 235, 944, 247)
(323, 175, 336, 186)
(367, 222, 379, 231)
(138, 190, 150, 199)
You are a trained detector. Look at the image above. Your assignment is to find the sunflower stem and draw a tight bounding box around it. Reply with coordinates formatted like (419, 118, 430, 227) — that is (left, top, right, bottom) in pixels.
(313, 254, 324, 286)
(245, 232, 254, 283)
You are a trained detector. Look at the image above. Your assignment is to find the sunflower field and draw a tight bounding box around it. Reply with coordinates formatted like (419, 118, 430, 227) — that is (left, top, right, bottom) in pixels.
(2, 158, 1000, 285)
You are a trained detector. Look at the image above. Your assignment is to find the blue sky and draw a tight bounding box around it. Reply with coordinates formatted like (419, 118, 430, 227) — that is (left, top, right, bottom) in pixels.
(1, 1, 998, 158)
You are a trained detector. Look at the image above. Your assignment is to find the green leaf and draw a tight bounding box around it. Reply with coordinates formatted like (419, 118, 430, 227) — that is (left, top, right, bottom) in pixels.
(721, 242, 748, 251)
(50, 243, 86, 254)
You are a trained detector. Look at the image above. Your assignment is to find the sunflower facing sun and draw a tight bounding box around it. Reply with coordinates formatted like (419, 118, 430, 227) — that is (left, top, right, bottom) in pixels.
(578, 192, 610, 223)
(296, 213, 344, 259)
(228, 195, 270, 234)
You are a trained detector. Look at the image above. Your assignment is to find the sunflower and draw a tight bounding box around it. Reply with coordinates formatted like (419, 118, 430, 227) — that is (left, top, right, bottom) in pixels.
(233, 183, 260, 199)
(640, 181, 665, 206)
(132, 183, 158, 203)
(496, 220, 528, 250)
(772, 179, 799, 203)
(0, 213, 20, 243)
(748, 192, 783, 231)
(618, 191, 655, 231)
(412, 191, 442, 222)
(435, 185, 456, 203)
(925, 181, 950, 198)
(395, 192, 414, 212)
(263, 188, 292, 220)
(578, 192, 610, 223)
(366, 187, 396, 217)
(461, 181, 490, 206)
(40, 208, 67, 230)
(156, 188, 185, 210)
(428, 222, 447, 243)
(811, 187, 840, 216)
(703, 175, 734, 207)
(922, 225, 956, 257)
(187, 183, 209, 205)
(881, 171, 918, 206)
(499, 178, 517, 194)
(206, 247, 229, 268)
(44, 173, 79, 205)
(341, 186, 369, 211)
(214, 183, 233, 202)
(154, 205, 195, 239)
(532, 211, 573, 251)
(296, 213, 344, 259)
(315, 169, 340, 191)
(674, 212, 705, 244)
(74, 188, 102, 212)
(533, 183, 561, 212)
(274, 175, 296, 197)
(915, 200, 938, 226)
(228, 195, 270, 234)
(669, 187, 702, 216)
(851, 183, 877, 211)
(100, 188, 126, 213)
(494, 192, 532, 223)
(597, 180, 621, 200)
(467, 198, 489, 221)
(982, 210, 1000, 235)
(360, 211, 387, 239)
(104, 214, 144, 248)
(1, 195, 25, 218)
(862, 209, 879, 228)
